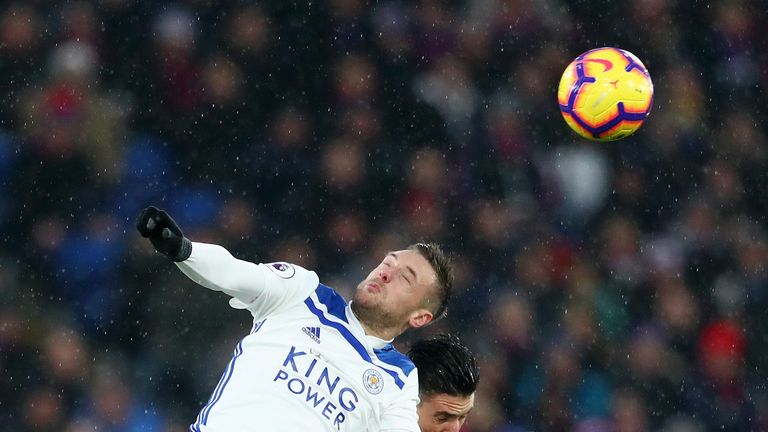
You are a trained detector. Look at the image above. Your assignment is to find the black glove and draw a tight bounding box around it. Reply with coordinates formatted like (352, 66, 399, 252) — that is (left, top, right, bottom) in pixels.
(136, 206, 192, 262)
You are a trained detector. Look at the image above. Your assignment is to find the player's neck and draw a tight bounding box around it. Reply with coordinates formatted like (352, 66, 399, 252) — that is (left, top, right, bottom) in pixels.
(351, 302, 402, 342)
(359, 320, 400, 341)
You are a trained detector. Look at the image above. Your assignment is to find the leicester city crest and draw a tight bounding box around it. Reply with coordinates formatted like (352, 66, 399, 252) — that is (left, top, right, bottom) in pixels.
(363, 369, 384, 394)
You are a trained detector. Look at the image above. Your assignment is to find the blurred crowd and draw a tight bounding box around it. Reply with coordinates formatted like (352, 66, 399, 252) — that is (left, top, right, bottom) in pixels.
(1, 0, 767, 431)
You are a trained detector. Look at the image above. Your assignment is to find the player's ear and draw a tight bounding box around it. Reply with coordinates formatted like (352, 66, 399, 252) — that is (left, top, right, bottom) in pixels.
(408, 309, 433, 329)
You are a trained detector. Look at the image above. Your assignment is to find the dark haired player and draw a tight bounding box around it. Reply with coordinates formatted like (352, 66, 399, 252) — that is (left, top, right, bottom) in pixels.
(408, 335, 479, 432)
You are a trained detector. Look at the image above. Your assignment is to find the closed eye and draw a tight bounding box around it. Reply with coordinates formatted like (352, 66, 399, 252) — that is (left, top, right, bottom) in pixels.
(400, 270, 413, 285)
(435, 411, 470, 423)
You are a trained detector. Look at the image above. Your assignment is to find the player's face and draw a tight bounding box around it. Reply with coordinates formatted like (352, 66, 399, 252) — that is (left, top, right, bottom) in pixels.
(417, 393, 474, 432)
(354, 249, 437, 328)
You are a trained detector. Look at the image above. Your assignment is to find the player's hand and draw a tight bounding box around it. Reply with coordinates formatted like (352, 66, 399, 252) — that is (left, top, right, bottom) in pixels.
(136, 206, 192, 262)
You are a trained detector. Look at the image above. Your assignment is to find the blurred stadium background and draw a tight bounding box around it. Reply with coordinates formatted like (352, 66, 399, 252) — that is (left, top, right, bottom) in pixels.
(1, 1, 767, 431)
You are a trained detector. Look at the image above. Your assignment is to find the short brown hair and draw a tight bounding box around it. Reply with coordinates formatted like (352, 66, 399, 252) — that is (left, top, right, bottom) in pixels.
(409, 242, 453, 321)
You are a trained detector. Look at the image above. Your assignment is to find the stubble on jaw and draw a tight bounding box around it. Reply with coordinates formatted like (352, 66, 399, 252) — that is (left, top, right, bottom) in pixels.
(351, 288, 404, 338)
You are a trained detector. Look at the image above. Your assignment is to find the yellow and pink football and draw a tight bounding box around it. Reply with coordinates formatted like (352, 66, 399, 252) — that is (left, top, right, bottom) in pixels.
(557, 47, 654, 141)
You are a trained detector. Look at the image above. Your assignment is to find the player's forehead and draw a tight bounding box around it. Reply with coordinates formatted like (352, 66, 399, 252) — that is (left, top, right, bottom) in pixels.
(386, 250, 436, 276)
(423, 393, 475, 415)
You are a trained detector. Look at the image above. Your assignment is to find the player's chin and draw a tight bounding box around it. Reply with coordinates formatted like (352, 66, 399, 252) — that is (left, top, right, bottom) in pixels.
(353, 288, 380, 306)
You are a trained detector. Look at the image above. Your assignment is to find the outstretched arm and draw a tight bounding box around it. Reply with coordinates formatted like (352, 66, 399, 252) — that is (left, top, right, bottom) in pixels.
(136, 206, 318, 314)
(175, 241, 266, 304)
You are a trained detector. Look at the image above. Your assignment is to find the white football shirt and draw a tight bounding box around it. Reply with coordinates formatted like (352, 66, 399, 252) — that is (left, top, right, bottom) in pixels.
(176, 242, 420, 432)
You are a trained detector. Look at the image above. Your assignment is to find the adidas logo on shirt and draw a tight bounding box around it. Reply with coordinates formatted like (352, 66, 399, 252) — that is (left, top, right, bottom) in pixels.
(302, 326, 321, 344)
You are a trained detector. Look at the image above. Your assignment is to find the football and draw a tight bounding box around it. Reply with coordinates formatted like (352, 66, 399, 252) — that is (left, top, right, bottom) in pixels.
(557, 47, 654, 141)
